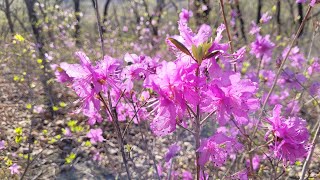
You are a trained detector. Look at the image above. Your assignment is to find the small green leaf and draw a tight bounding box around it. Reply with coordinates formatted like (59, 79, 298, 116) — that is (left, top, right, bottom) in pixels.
(14, 34, 25, 42)
(67, 120, 77, 128)
(15, 136, 23, 144)
(203, 50, 221, 60)
(48, 138, 57, 144)
(192, 45, 199, 61)
(59, 102, 67, 107)
(13, 75, 20, 81)
(42, 129, 48, 135)
(37, 59, 43, 64)
(74, 125, 84, 133)
(295, 161, 302, 166)
(168, 38, 192, 57)
(65, 153, 76, 164)
(5, 159, 13, 166)
(15, 127, 23, 135)
(84, 141, 92, 147)
(26, 104, 32, 109)
(55, 134, 61, 140)
(125, 144, 133, 153)
(53, 106, 59, 111)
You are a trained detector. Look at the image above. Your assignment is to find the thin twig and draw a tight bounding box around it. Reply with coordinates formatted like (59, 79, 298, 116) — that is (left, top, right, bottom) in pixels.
(219, 0, 236, 71)
(92, 0, 105, 57)
(99, 93, 131, 179)
(131, 101, 161, 180)
(300, 109, 320, 180)
(121, 101, 148, 139)
(186, 103, 197, 118)
(200, 110, 216, 125)
(194, 67, 201, 180)
(178, 124, 195, 135)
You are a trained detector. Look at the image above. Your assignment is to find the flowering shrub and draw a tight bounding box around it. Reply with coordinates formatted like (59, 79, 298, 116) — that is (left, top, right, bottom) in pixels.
(1, 1, 319, 180)
(52, 7, 316, 179)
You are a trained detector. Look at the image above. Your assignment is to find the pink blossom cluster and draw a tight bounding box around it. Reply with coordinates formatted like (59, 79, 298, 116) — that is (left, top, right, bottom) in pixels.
(265, 105, 309, 164)
(52, 7, 315, 179)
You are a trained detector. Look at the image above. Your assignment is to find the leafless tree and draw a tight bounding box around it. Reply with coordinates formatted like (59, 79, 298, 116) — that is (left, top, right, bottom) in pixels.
(0, 0, 15, 34)
(102, 0, 112, 33)
(235, 0, 247, 43)
(276, 0, 281, 35)
(24, 0, 55, 118)
(73, 0, 81, 46)
(142, 0, 165, 36)
(297, 2, 304, 37)
(257, 0, 262, 24)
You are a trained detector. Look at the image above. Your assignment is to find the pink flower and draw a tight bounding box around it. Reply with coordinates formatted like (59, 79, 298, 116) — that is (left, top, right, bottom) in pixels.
(64, 128, 72, 137)
(150, 99, 178, 136)
(282, 46, 306, 68)
(280, 68, 306, 91)
(250, 34, 275, 61)
(179, 9, 193, 22)
(297, 0, 320, 6)
(246, 155, 260, 171)
(166, 20, 212, 53)
(9, 163, 20, 175)
(61, 52, 121, 123)
(52, 63, 73, 83)
(157, 163, 163, 177)
(0, 140, 5, 150)
(122, 26, 128, 32)
(249, 22, 261, 35)
(310, 82, 320, 97)
(203, 73, 258, 125)
(260, 12, 272, 24)
(307, 60, 320, 75)
(121, 53, 158, 91)
(148, 61, 200, 136)
(165, 143, 181, 162)
(265, 105, 309, 164)
(182, 171, 193, 180)
(87, 128, 104, 144)
(83, 108, 103, 125)
(310, 0, 320, 6)
(231, 46, 246, 63)
(92, 151, 102, 161)
(198, 132, 243, 167)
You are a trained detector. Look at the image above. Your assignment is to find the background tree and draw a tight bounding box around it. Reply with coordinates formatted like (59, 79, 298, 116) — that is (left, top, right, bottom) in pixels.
(257, 0, 262, 24)
(74, 0, 81, 46)
(193, 0, 211, 26)
(24, 0, 55, 118)
(0, 0, 15, 34)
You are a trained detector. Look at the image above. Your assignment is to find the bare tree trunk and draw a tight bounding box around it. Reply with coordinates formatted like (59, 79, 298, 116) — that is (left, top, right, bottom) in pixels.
(102, 0, 112, 32)
(73, 0, 81, 47)
(230, 3, 239, 39)
(256, 0, 262, 24)
(151, 0, 165, 36)
(297, 2, 304, 37)
(235, 0, 247, 43)
(24, 0, 55, 118)
(4, 0, 15, 34)
(276, 0, 281, 35)
(193, 0, 211, 26)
